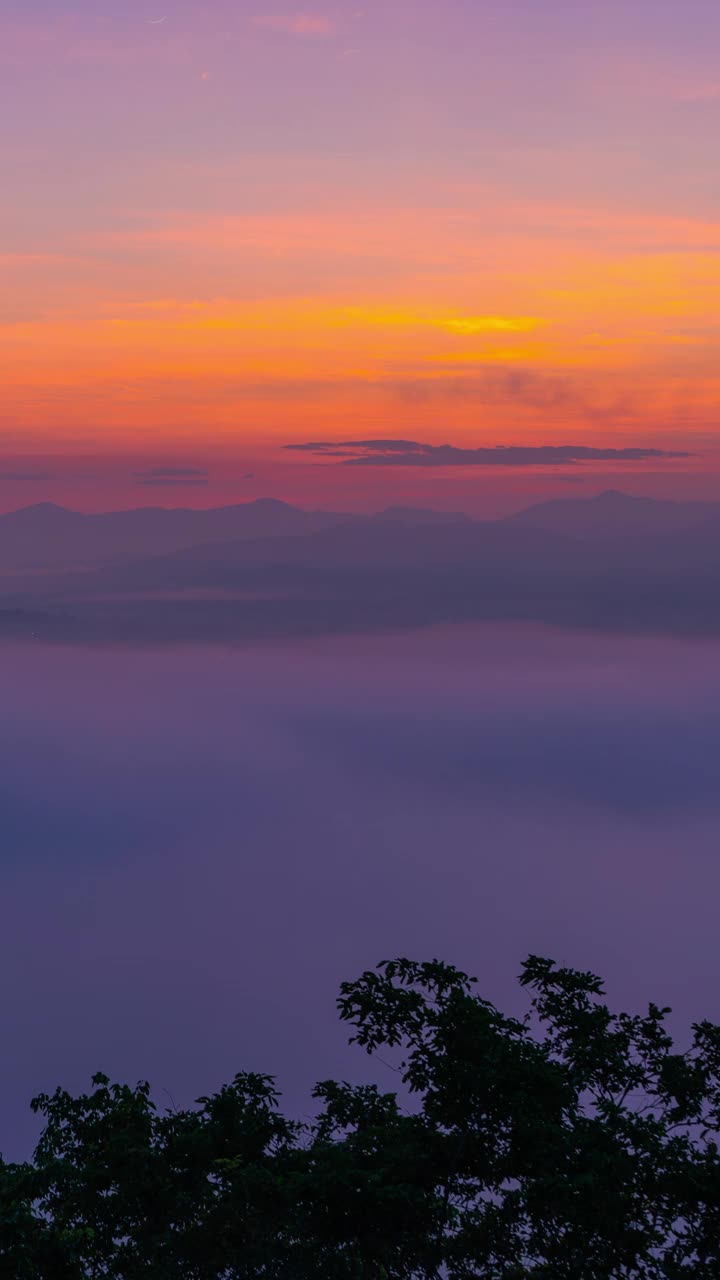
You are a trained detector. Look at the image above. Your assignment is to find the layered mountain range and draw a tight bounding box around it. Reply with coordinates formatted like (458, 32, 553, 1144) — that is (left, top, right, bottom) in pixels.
(2, 491, 720, 643)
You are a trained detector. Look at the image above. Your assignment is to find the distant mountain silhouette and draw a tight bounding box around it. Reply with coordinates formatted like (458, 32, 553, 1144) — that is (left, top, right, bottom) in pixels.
(0, 499, 362, 571)
(90, 519, 576, 585)
(503, 489, 720, 537)
(5, 491, 720, 643)
(0, 499, 479, 572)
(375, 506, 472, 526)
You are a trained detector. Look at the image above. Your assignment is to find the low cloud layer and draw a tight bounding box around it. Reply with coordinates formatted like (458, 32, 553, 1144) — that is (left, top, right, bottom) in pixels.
(133, 467, 209, 488)
(3, 634, 720, 1161)
(284, 440, 690, 467)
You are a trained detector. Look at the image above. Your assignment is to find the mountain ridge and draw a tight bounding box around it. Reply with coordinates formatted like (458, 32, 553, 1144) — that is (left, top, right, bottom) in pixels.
(2, 490, 720, 574)
(5, 489, 720, 643)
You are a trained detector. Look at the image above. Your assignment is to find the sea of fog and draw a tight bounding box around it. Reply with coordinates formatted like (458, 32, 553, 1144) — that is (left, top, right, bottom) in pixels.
(3, 622, 720, 1158)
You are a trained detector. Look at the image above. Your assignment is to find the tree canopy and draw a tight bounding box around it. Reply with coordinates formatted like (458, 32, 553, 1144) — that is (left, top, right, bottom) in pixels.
(3, 954, 720, 1277)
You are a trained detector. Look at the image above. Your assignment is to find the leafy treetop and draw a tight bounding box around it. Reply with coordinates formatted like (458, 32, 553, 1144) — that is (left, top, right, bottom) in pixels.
(3, 954, 720, 1277)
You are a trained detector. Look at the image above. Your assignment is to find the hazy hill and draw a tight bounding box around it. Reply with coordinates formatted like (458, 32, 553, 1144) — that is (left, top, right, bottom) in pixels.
(5, 491, 720, 643)
(503, 489, 720, 538)
(374, 506, 472, 526)
(0, 499, 360, 571)
(57, 519, 586, 600)
(6, 490, 720, 576)
(0, 500, 473, 572)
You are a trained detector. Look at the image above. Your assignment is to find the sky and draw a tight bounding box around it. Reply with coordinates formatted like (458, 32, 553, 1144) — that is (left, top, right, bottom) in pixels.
(3, 0, 720, 509)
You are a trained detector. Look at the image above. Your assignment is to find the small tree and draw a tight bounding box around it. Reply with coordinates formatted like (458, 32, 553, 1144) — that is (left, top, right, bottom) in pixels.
(3, 955, 720, 1276)
(336, 955, 720, 1276)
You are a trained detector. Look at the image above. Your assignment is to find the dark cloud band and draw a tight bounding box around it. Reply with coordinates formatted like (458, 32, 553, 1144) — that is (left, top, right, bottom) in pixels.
(284, 440, 691, 467)
(132, 466, 210, 487)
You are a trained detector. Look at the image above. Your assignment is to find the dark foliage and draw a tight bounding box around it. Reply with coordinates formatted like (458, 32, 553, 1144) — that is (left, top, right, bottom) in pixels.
(3, 955, 720, 1277)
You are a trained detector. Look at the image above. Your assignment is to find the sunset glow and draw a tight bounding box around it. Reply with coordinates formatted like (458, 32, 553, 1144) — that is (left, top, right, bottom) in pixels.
(4, 0, 720, 508)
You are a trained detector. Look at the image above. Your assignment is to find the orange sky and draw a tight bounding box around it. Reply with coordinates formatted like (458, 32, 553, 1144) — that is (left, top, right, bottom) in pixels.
(4, 0, 720, 509)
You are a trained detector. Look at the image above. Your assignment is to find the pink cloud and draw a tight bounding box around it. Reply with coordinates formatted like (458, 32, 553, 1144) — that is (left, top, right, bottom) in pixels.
(250, 13, 333, 36)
